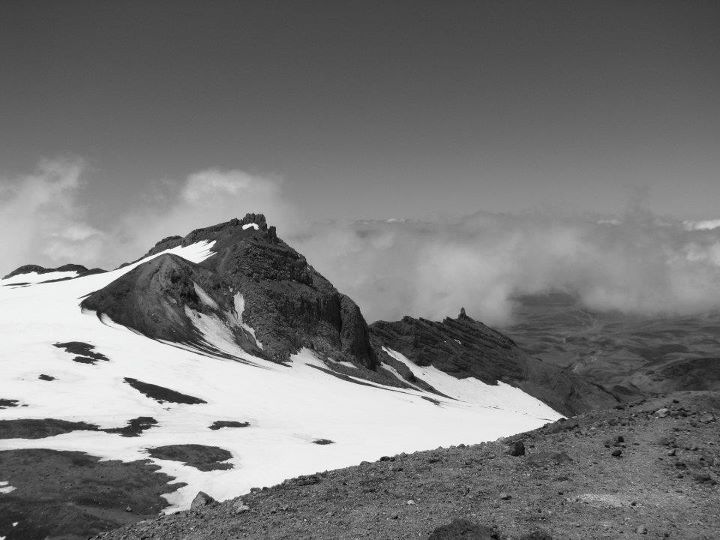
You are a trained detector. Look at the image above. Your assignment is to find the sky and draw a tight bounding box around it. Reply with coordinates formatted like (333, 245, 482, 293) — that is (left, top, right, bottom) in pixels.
(2, 1, 720, 323)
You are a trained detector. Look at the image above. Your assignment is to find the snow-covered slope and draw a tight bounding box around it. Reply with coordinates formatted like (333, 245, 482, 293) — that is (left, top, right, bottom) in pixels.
(0, 241, 562, 512)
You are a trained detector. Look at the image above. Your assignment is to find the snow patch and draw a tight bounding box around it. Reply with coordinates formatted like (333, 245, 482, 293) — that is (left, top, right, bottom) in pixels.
(183, 306, 259, 363)
(383, 347, 563, 419)
(193, 283, 220, 310)
(1, 269, 79, 285)
(0, 481, 16, 494)
(233, 294, 263, 350)
(242, 223, 259, 230)
(381, 363, 423, 391)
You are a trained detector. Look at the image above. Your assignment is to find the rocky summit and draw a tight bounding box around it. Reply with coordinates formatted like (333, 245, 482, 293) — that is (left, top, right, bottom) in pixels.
(83, 213, 377, 367)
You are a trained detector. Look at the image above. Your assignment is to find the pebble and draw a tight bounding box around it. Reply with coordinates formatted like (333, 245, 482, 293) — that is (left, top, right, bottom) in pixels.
(505, 440, 526, 457)
(190, 491, 216, 510)
(499, 492, 512, 500)
(233, 499, 250, 514)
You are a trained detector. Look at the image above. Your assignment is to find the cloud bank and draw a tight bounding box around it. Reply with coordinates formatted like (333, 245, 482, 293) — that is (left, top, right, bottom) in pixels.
(5, 159, 720, 325)
(294, 212, 720, 325)
(0, 159, 104, 271)
(113, 168, 298, 263)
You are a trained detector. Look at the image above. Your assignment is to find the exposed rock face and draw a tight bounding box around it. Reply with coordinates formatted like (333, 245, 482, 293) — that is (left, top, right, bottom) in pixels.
(83, 214, 377, 367)
(81, 254, 259, 355)
(370, 310, 618, 416)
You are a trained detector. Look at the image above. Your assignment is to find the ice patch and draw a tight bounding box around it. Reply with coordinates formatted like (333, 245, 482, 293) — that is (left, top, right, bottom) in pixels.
(242, 223, 259, 230)
(233, 294, 263, 350)
(327, 359, 357, 370)
(183, 306, 260, 363)
(193, 283, 220, 310)
(382, 363, 423, 391)
(0, 481, 16, 494)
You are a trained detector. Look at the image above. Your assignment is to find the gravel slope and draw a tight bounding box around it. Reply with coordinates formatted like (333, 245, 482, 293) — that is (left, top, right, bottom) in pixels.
(94, 391, 720, 540)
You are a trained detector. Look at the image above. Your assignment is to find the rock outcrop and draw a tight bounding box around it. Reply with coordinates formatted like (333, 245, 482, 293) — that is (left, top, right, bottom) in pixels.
(370, 310, 618, 416)
(3, 263, 105, 280)
(82, 214, 377, 367)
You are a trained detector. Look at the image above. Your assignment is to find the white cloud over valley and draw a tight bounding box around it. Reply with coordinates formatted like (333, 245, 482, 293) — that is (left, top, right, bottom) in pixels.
(5, 159, 720, 326)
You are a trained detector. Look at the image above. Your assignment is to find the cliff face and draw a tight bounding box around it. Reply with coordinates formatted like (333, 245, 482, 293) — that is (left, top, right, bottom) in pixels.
(370, 310, 618, 416)
(83, 214, 377, 367)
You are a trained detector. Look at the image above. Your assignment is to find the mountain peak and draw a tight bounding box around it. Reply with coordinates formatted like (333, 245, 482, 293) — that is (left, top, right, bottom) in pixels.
(144, 213, 278, 258)
(88, 214, 377, 368)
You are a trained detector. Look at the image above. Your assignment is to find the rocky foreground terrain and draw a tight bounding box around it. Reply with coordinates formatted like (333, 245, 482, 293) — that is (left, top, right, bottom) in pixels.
(94, 391, 720, 540)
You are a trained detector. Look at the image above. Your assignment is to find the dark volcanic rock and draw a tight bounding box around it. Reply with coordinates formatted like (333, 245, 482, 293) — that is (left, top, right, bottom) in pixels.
(0, 417, 160, 440)
(54, 342, 109, 365)
(0, 449, 181, 540)
(123, 378, 206, 405)
(209, 420, 250, 430)
(0, 419, 100, 439)
(83, 214, 377, 368)
(190, 491, 216, 509)
(80, 253, 266, 358)
(3, 263, 105, 280)
(505, 439, 526, 457)
(370, 310, 618, 415)
(104, 417, 158, 437)
(0, 399, 20, 409)
(147, 445, 233, 471)
(312, 438, 335, 445)
(145, 235, 183, 256)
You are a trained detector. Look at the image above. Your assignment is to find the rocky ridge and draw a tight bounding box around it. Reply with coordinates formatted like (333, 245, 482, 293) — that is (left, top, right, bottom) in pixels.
(3, 263, 105, 280)
(371, 310, 618, 416)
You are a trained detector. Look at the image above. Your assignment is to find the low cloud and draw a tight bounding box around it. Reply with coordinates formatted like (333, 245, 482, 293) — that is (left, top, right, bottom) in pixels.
(5, 159, 720, 326)
(114, 168, 297, 262)
(293, 211, 720, 325)
(0, 159, 104, 272)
